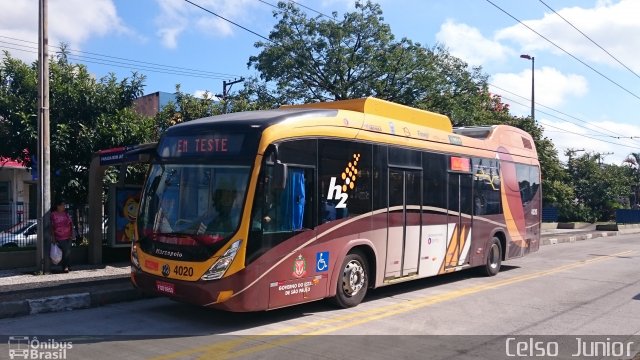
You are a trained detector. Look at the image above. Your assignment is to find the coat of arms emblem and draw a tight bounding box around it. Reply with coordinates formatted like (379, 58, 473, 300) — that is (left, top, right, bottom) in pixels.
(292, 254, 307, 278)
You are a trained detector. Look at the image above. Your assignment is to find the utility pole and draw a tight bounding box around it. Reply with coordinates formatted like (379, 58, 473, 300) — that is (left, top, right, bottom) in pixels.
(566, 148, 585, 163)
(36, 0, 51, 274)
(596, 152, 614, 166)
(222, 77, 245, 100)
(217, 77, 245, 113)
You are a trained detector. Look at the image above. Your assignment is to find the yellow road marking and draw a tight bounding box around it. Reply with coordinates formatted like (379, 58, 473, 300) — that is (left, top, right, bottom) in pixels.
(149, 250, 633, 360)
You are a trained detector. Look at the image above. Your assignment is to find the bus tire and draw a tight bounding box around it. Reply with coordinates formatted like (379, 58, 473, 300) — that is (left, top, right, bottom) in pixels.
(331, 251, 369, 308)
(480, 237, 502, 277)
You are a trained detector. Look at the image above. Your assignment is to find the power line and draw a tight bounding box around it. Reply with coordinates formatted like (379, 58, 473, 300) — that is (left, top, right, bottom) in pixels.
(0, 35, 242, 78)
(488, 83, 640, 146)
(0, 43, 232, 80)
(183, 0, 274, 43)
(484, 0, 640, 102)
(496, 93, 640, 149)
(257, 0, 333, 19)
(288, 0, 333, 18)
(538, 0, 640, 81)
(504, 96, 639, 149)
(256, 0, 279, 9)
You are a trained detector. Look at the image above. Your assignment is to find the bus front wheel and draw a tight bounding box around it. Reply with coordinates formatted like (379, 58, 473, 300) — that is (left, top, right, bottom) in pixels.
(331, 252, 369, 308)
(480, 237, 502, 277)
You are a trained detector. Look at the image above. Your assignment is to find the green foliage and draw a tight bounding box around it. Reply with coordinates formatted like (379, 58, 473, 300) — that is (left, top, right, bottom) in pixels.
(154, 82, 277, 134)
(567, 152, 633, 222)
(249, 0, 582, 220)
(0, 49, 154, 206)
(249, 0, 492, 120)
(623, 152, 640, 207)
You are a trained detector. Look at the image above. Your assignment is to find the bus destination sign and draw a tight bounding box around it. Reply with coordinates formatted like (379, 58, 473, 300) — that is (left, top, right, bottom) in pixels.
(158, 134, 244, 158)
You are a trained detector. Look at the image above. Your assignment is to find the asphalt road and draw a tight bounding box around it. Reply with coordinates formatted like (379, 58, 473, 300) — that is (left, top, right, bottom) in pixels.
(1, 235, 640, 360)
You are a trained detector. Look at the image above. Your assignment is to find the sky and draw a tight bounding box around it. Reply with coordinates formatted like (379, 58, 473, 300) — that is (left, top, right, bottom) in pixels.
(1, 0, 639, 164)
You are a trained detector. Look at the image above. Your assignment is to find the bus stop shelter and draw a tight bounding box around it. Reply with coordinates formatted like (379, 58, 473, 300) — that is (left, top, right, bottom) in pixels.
(87, 143, 156, 265)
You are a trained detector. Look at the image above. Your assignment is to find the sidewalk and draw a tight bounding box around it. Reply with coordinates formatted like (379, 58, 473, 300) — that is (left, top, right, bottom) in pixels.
(541, 223, 640, 245)
(0, 263, 147, 319)
(0, 226, 639, 320)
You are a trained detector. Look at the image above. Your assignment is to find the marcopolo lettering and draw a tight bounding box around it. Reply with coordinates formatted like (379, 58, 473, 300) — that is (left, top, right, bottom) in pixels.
(154, 248, 183, 258)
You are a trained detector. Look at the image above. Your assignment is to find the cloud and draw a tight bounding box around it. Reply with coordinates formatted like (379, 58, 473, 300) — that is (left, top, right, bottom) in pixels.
(541, 119, 640, 165)
(320, 0, 358, 10)
(0, 0, 129, 61)
(154, 0, 260, 49)
(193, 89, 220, 101)
(435, 20, 514, 66)
(490, 67, 588, 113)
(495, 0, 640, 71)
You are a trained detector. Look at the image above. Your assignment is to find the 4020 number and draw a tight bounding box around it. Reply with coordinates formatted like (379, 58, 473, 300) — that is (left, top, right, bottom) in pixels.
(173, 265, 194, 277)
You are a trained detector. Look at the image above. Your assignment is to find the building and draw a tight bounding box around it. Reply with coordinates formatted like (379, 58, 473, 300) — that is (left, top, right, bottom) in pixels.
(0, 158, 35, 230)
(133, 91, 177, 117)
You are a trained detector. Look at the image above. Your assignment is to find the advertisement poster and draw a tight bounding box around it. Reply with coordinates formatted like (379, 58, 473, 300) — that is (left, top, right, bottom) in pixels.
(111, 186, 141, 247)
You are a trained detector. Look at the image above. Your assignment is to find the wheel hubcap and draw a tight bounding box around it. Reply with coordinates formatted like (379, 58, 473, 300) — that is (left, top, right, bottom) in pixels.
(342, 260, 365, 297)
(489, 244, 500, 269)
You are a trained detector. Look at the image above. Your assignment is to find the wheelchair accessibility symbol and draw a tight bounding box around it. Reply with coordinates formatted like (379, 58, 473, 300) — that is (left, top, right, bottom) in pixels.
(316, 251, 329, 272)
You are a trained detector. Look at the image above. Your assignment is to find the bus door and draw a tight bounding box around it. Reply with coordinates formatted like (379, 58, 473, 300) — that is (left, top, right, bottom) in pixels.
(445, 172, 473, 269)
(386, 169, 422, 278)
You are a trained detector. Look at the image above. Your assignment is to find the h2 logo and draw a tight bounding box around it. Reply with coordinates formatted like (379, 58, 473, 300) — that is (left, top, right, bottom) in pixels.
(327, 177, 348, 208)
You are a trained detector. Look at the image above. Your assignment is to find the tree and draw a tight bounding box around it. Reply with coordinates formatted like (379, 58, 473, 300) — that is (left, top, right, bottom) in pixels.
(567, 152, 633, 222)
(249, 0, 491, 119)
(623, 152, 640, 207)
(249, 0, 572, 219)
(154, 82, 276, 134)
(0, 49, 155, 207)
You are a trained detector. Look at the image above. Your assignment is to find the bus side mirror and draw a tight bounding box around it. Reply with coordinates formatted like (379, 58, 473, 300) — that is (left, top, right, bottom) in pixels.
(274, 161, 288, 190)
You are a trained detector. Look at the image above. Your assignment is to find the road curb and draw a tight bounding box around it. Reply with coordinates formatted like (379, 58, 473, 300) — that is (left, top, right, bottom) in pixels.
(541, 230, 635, 246)
(0, 287, 148, 319)
(28, 293, 91, 314)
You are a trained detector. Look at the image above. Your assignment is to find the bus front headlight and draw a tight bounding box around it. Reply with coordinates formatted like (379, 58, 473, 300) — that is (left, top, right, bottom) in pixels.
(201, 240, 242, 281)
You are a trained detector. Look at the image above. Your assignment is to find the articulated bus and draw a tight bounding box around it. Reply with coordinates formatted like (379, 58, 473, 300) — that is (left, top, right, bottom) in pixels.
(130, 97, 541, 311)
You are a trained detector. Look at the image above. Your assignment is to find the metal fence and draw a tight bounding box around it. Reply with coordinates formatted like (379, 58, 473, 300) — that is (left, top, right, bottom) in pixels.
(0, 204, 108, 249)
(616, 209, 640, 224)
(542, 207, 559, 222)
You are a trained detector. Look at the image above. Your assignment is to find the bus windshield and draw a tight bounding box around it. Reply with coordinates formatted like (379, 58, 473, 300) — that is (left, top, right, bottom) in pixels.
(138, 163, 250, 245)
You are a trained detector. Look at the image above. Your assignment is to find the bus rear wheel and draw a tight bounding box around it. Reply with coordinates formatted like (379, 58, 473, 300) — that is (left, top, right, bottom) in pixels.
(332, 252, 368, 308)
(480, 237, 502, 277)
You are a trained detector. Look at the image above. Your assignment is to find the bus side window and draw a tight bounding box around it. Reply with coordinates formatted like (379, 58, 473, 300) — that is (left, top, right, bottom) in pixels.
(318, 140, 372, 225)
(472, 158, 502, 215)
(422, 152, 447, 210)
(247, 141, 316, 263)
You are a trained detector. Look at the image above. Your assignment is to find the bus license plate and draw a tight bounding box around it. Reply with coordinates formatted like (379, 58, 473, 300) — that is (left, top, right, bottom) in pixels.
(156, 280, 175, 295)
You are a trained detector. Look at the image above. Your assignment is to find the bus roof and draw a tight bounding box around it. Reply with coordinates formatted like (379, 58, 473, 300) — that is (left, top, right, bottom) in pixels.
(282, 97, 453, 133)
(161, 97, 538, 161)
(166, 108, 338, 133)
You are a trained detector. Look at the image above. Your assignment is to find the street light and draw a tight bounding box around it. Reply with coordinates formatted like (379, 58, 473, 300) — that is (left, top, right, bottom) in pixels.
(520, 54, 535, 122)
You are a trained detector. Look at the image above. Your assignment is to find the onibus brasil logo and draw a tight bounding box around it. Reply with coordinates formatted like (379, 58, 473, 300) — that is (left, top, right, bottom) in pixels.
(326, 153, 361, 208)
(8, 336, 72, 359)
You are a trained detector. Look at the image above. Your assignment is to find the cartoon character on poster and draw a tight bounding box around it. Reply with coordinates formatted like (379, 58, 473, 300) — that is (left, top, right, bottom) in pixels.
(115, 188, 141, 244)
